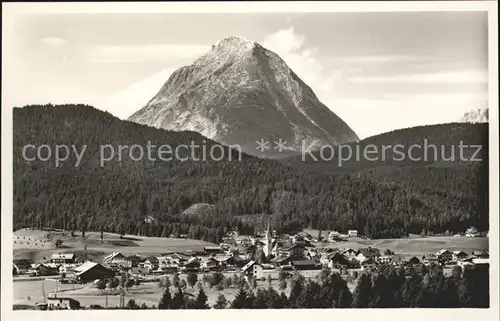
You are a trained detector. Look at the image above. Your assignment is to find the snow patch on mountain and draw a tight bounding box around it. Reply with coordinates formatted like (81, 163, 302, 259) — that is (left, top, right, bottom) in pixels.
(460, 108, 488, 123)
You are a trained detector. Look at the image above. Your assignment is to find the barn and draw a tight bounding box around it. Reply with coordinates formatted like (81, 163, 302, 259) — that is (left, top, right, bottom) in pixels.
(74, 262, 114, 283)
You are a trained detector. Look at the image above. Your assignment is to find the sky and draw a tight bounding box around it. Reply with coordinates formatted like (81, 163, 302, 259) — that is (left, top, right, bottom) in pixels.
(3, 11, 488, 139)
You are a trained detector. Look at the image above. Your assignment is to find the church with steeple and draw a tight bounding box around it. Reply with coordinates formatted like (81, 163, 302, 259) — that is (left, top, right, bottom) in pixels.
(263, 218, 273, 258)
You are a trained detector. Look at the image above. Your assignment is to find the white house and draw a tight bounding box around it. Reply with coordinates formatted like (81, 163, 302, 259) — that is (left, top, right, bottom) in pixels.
(377, 255, 393, 264)
(348, 230, 358, 238)
(46, 296, 80, 310)
(465, 226, 479, 237)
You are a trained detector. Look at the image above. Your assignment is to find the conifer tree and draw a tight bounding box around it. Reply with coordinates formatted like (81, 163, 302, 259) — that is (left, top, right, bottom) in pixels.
(194, 288, 210, 309)
(158, 287, 172, 309)
(213, 294, 227, 309)
(231, 288, 248, 309)
(170, 288, 186, 309)
(352, 273, 372, 308)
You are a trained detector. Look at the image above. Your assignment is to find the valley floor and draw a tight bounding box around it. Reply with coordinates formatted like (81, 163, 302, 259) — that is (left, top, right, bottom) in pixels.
(12, 228, 489, 309)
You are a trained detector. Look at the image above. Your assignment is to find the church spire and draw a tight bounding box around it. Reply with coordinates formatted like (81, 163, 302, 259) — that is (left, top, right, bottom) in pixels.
(263, 216, 272, 258)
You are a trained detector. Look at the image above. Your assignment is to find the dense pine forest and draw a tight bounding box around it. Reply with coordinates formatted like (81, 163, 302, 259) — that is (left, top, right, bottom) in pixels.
(13, 104, 489, 243)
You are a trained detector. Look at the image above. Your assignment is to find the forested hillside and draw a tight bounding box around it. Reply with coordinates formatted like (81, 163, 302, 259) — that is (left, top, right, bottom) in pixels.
(286, 122, 488, 172)
(13, 104, 489, 243)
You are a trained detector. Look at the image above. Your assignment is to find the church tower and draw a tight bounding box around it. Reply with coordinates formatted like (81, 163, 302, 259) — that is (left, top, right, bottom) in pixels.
(263, 218, 272, 258)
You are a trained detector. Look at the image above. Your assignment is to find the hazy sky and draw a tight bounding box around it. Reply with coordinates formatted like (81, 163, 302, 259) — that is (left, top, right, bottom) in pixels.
(4, 11, 488, 138)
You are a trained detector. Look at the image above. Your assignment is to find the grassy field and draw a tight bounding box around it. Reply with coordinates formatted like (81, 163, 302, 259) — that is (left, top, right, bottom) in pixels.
(13, 228, 216, 262)
(14, 270, 330, 308)
(312, 236, 488, 256)
(302, 226, 489, 256)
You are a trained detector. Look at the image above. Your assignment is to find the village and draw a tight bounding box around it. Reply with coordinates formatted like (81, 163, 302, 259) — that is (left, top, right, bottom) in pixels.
(13, 224, 489, 310)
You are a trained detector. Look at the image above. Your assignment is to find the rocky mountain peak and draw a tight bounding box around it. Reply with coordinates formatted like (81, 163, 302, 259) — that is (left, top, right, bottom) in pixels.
(128, 36, 359, 158)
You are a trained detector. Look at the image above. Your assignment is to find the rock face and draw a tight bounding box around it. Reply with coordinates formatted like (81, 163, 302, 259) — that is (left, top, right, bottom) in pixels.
(128, 36, 359, 158)
(460, 108, 489, 124)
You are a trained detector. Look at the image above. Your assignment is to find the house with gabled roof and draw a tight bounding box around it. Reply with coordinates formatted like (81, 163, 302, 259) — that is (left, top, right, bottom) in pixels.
(204, 246, 223, 255)
(241, 260, 257, 275)
(28, 263, 59, 276)
(74, 262, 114, 283)
(342, 248, 357, 259)
(140, 256, 159, 270)
(291, 259, 321, 270)
(13, 259, 33, 274)
(125, 254, 142, 266)
(46, 295, 81, 310)
(356, 247, 381, 262)
(271, 255, 295, 268)
(201, 257, 222, 271)
(452, 250, 469, 262)
(465, 226, 479, 237)
(423, 254, 440, 266)
(102, 252, 125, 263)
(361, 258, 377, 271)
(327, 252, 350, 269)
(472, 250, 489, 259)
(435, 249, 453, 262)
(405, 256, 421, 266)
(278, 244, 307, 258)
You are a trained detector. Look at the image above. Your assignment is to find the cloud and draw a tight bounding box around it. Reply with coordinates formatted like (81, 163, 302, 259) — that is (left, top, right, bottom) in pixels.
(40, 37, 67, 47)
(86, 44, 210, 63)
(349, 69, 488, 84)
(262, 27, 340, 94)
(94, 68, 176, 119)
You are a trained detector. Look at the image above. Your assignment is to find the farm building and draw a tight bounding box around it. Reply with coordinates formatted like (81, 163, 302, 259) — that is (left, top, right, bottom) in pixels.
(13, 259, 33, 274)
(291, 259, 321, 270)
(204, 246, 223, 255)
(28, 264, 59, 276)
(74, 262, 114, 283)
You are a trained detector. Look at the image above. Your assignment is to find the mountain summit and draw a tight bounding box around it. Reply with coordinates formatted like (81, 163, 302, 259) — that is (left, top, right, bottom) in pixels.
(128, 36, 359, 158)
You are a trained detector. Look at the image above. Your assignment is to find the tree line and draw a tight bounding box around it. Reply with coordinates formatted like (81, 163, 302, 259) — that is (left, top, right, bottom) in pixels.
(100, 263, 488, 310)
